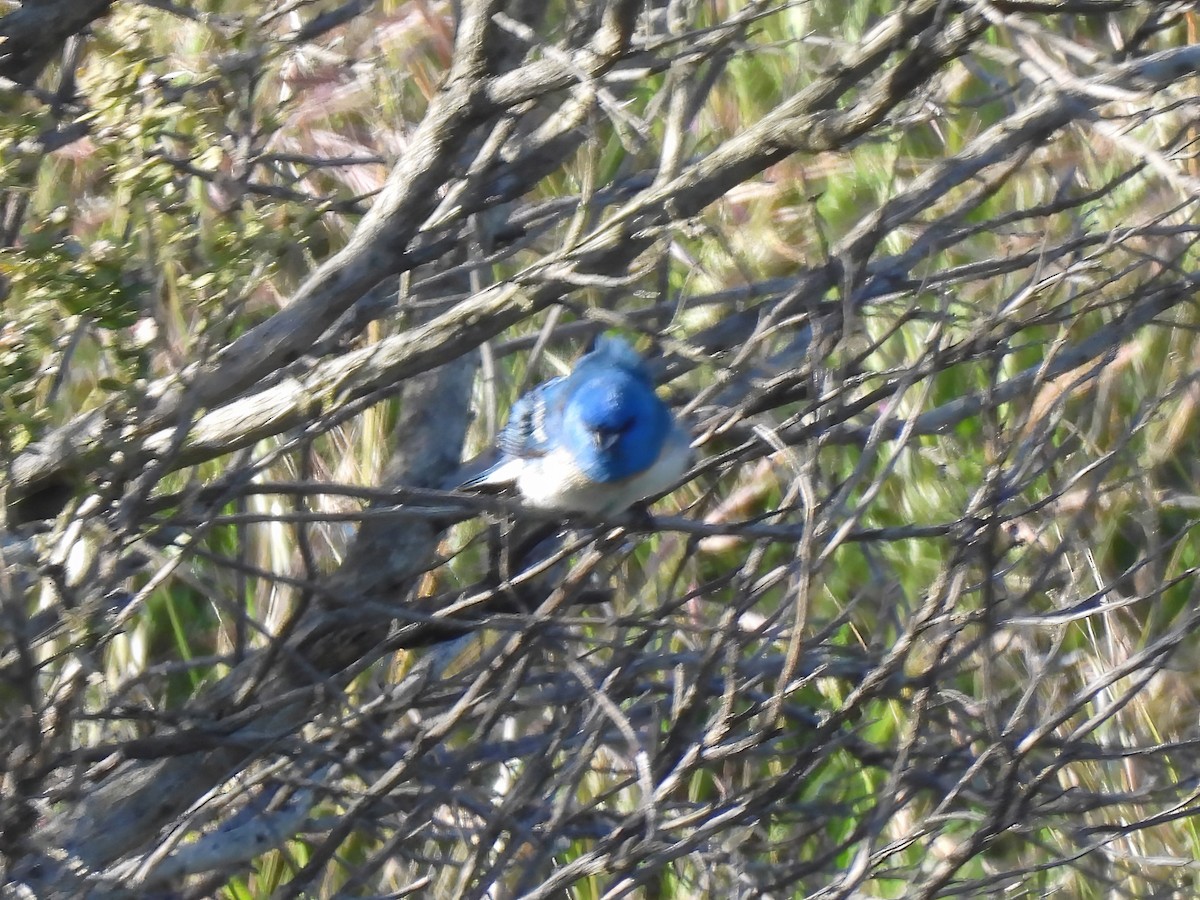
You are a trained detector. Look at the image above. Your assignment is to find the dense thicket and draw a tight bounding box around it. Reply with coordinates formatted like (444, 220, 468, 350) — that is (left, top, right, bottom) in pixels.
(3, 1, 1200, 896)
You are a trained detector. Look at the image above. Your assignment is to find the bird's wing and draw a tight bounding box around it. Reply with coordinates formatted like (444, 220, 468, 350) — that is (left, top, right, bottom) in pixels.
(456, 454, 528, 490)
(457, 376, 567, 490)
(495, 376, 567, 459)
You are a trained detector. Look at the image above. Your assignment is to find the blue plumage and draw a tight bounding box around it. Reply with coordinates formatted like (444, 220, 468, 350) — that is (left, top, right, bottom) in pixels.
(460, 336, 691, 515)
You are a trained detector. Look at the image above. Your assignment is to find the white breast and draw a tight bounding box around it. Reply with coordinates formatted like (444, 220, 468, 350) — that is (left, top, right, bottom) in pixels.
(515, 426, 691, 516)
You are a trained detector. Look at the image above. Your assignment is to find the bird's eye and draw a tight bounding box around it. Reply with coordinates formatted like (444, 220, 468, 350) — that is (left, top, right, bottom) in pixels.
(593, 427, 622, 452)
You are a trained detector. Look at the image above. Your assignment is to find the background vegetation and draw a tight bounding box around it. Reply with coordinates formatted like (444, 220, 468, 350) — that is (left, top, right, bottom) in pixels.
(3, 0, 1200, 896)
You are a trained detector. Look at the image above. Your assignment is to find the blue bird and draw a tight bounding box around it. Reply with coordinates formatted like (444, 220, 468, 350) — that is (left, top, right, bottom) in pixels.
(459, 336, 692, 516)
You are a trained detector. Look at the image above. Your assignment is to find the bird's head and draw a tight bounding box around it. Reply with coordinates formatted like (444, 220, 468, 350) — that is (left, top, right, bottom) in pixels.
(582, 395, 635, 453)
(567, 370, 670, 482)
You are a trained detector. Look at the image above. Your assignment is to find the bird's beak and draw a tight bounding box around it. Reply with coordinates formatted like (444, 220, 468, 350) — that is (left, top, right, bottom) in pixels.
(594, 431, 620, 452)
